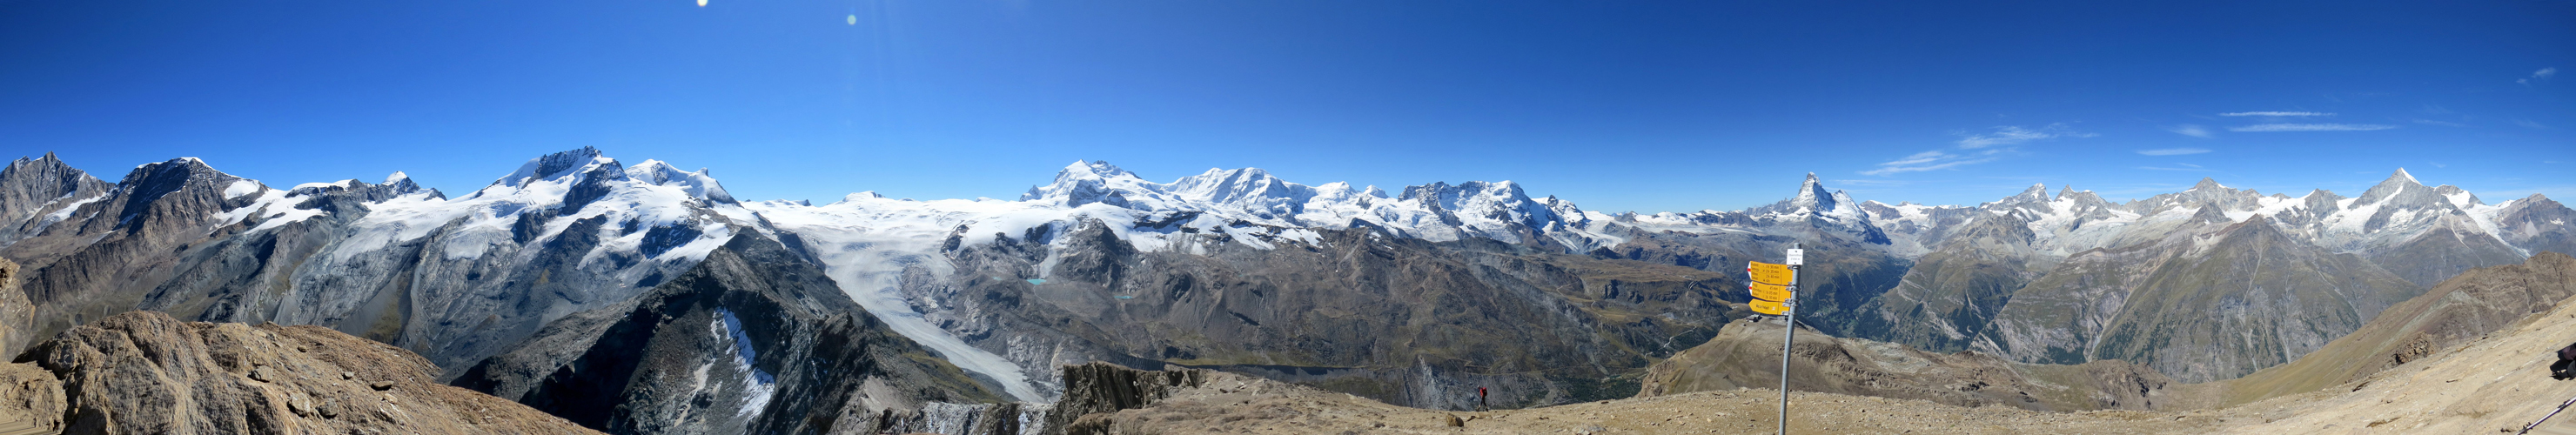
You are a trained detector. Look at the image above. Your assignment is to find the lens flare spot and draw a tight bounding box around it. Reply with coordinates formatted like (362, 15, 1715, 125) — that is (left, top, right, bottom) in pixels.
(696, 0, 706, 6)
(847, 15, 857, 25)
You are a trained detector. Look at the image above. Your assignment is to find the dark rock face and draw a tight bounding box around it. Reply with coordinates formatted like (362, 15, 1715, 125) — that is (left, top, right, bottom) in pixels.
(1044, 362, 1207, 435)
(454, 233, 1003, 435)
(4, 158, 264, 346)
(0, 153, 112, 244)
(1857, 216, 2047, 353)
(20, 311, 600, 434)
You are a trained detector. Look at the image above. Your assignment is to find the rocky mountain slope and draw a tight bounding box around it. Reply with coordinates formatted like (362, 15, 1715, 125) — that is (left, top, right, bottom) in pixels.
(2180, 251, 2576, 407)
(17, 311, 600, 434)
(2208, 259, 2576, 433)
(453, 232, 1010, 435)
(0, 148, 750, 376)
(1042, 266, 2576, 433)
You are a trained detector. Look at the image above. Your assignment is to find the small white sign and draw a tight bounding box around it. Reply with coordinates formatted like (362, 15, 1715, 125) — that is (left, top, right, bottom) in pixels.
(1785, 249, 1804, 265)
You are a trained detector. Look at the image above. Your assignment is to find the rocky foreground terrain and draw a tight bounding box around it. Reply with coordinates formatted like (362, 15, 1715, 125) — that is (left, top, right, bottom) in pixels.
(1048, 252, 2576, 434)
(5, 311, 599, 434)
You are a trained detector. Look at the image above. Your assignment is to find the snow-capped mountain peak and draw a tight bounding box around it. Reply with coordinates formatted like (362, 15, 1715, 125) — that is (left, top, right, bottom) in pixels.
(1788, 172, 1840, 213)
(493, 146, 619, 189)
(2190, 177, 2226, 191)
(626, 159, 738, 204)
(2355, 168, 2440, 209)
(1166, 167, 1318, 220)
(1019, 160, 1163, 208)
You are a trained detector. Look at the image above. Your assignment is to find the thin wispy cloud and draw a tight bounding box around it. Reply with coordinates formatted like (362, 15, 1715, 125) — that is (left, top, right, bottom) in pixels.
(2515, 119, 2552, 129)
(2137, 148, 2210, 156)
(2521, 67, 2558, 85)
(2163, 124, 2213, 138)
(2412, 119, 2467, 127)
(1954, 124, 2094, 149)
(1862, 151, 1998, 176)
(2228, 123, 2398, 132)
(2137, 166, 2212, 171)
(1864, 124, 2087, 176)
(2220, 111, 2334, 117)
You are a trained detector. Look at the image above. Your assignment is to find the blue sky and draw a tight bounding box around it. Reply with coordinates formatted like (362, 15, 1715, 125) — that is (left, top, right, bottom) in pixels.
(1, 1, 2569, 212)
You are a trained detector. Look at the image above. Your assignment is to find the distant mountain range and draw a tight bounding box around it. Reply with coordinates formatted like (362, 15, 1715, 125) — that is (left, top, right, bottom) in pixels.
(0, 148, 2565, 433)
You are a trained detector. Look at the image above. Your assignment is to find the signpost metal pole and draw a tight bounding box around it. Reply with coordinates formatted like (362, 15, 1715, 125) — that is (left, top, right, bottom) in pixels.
(1777, 243, 1802, 435)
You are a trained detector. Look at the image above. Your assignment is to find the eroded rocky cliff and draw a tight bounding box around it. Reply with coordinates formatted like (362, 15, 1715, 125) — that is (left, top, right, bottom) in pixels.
(18, 311, 599, 434)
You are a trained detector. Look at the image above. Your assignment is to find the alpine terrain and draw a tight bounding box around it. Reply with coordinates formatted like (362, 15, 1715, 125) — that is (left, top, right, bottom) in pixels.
(0, 148, 2566, 434)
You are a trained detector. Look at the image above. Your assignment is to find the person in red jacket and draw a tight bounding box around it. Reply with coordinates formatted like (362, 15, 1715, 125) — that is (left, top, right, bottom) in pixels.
(1477, 386, 1488, 412)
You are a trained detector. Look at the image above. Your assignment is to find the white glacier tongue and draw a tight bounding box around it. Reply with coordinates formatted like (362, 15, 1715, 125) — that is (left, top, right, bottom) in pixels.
(746, 197, 1068, 402)
(737, 162, 1633, 402)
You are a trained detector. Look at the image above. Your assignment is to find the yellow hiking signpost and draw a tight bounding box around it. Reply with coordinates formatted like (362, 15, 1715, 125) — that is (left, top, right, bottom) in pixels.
(1747, 244, 1803, 435)
(1748, 298, 1789, 315)
(1748, 282, 1792, 303)
(1748, 263, 1793, 286)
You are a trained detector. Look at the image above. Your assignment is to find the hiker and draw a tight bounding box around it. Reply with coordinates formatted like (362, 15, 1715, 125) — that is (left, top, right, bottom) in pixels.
(1477, 386, 1488, 412)
(2553, 342, 2576, 380)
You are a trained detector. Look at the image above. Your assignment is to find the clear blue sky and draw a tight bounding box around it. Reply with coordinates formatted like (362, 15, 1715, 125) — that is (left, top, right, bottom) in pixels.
(2, 0, 2569, 212)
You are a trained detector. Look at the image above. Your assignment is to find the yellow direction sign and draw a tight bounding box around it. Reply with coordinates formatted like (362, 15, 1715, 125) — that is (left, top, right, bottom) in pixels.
(1749, 298, 1789, 315)
(1748, 262, 1794, 285)
(1748, 282, 1791, 302)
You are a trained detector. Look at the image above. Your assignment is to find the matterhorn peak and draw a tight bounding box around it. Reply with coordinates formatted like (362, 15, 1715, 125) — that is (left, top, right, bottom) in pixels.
(1791, 172, 1837, 212)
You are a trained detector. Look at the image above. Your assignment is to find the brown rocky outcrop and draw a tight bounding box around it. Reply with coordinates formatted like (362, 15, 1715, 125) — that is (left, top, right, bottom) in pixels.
(18, 311, 600, 434)
(0, 362, 64, 434)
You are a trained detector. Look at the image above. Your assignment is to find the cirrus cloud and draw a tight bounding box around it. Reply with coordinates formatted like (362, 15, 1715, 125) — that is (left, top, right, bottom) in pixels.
(1955, 124, 2096, 149)
(2228, 123, 2398, 132)
(1862, 124, 2090, 176)
(2163, 124, 2214, 138)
